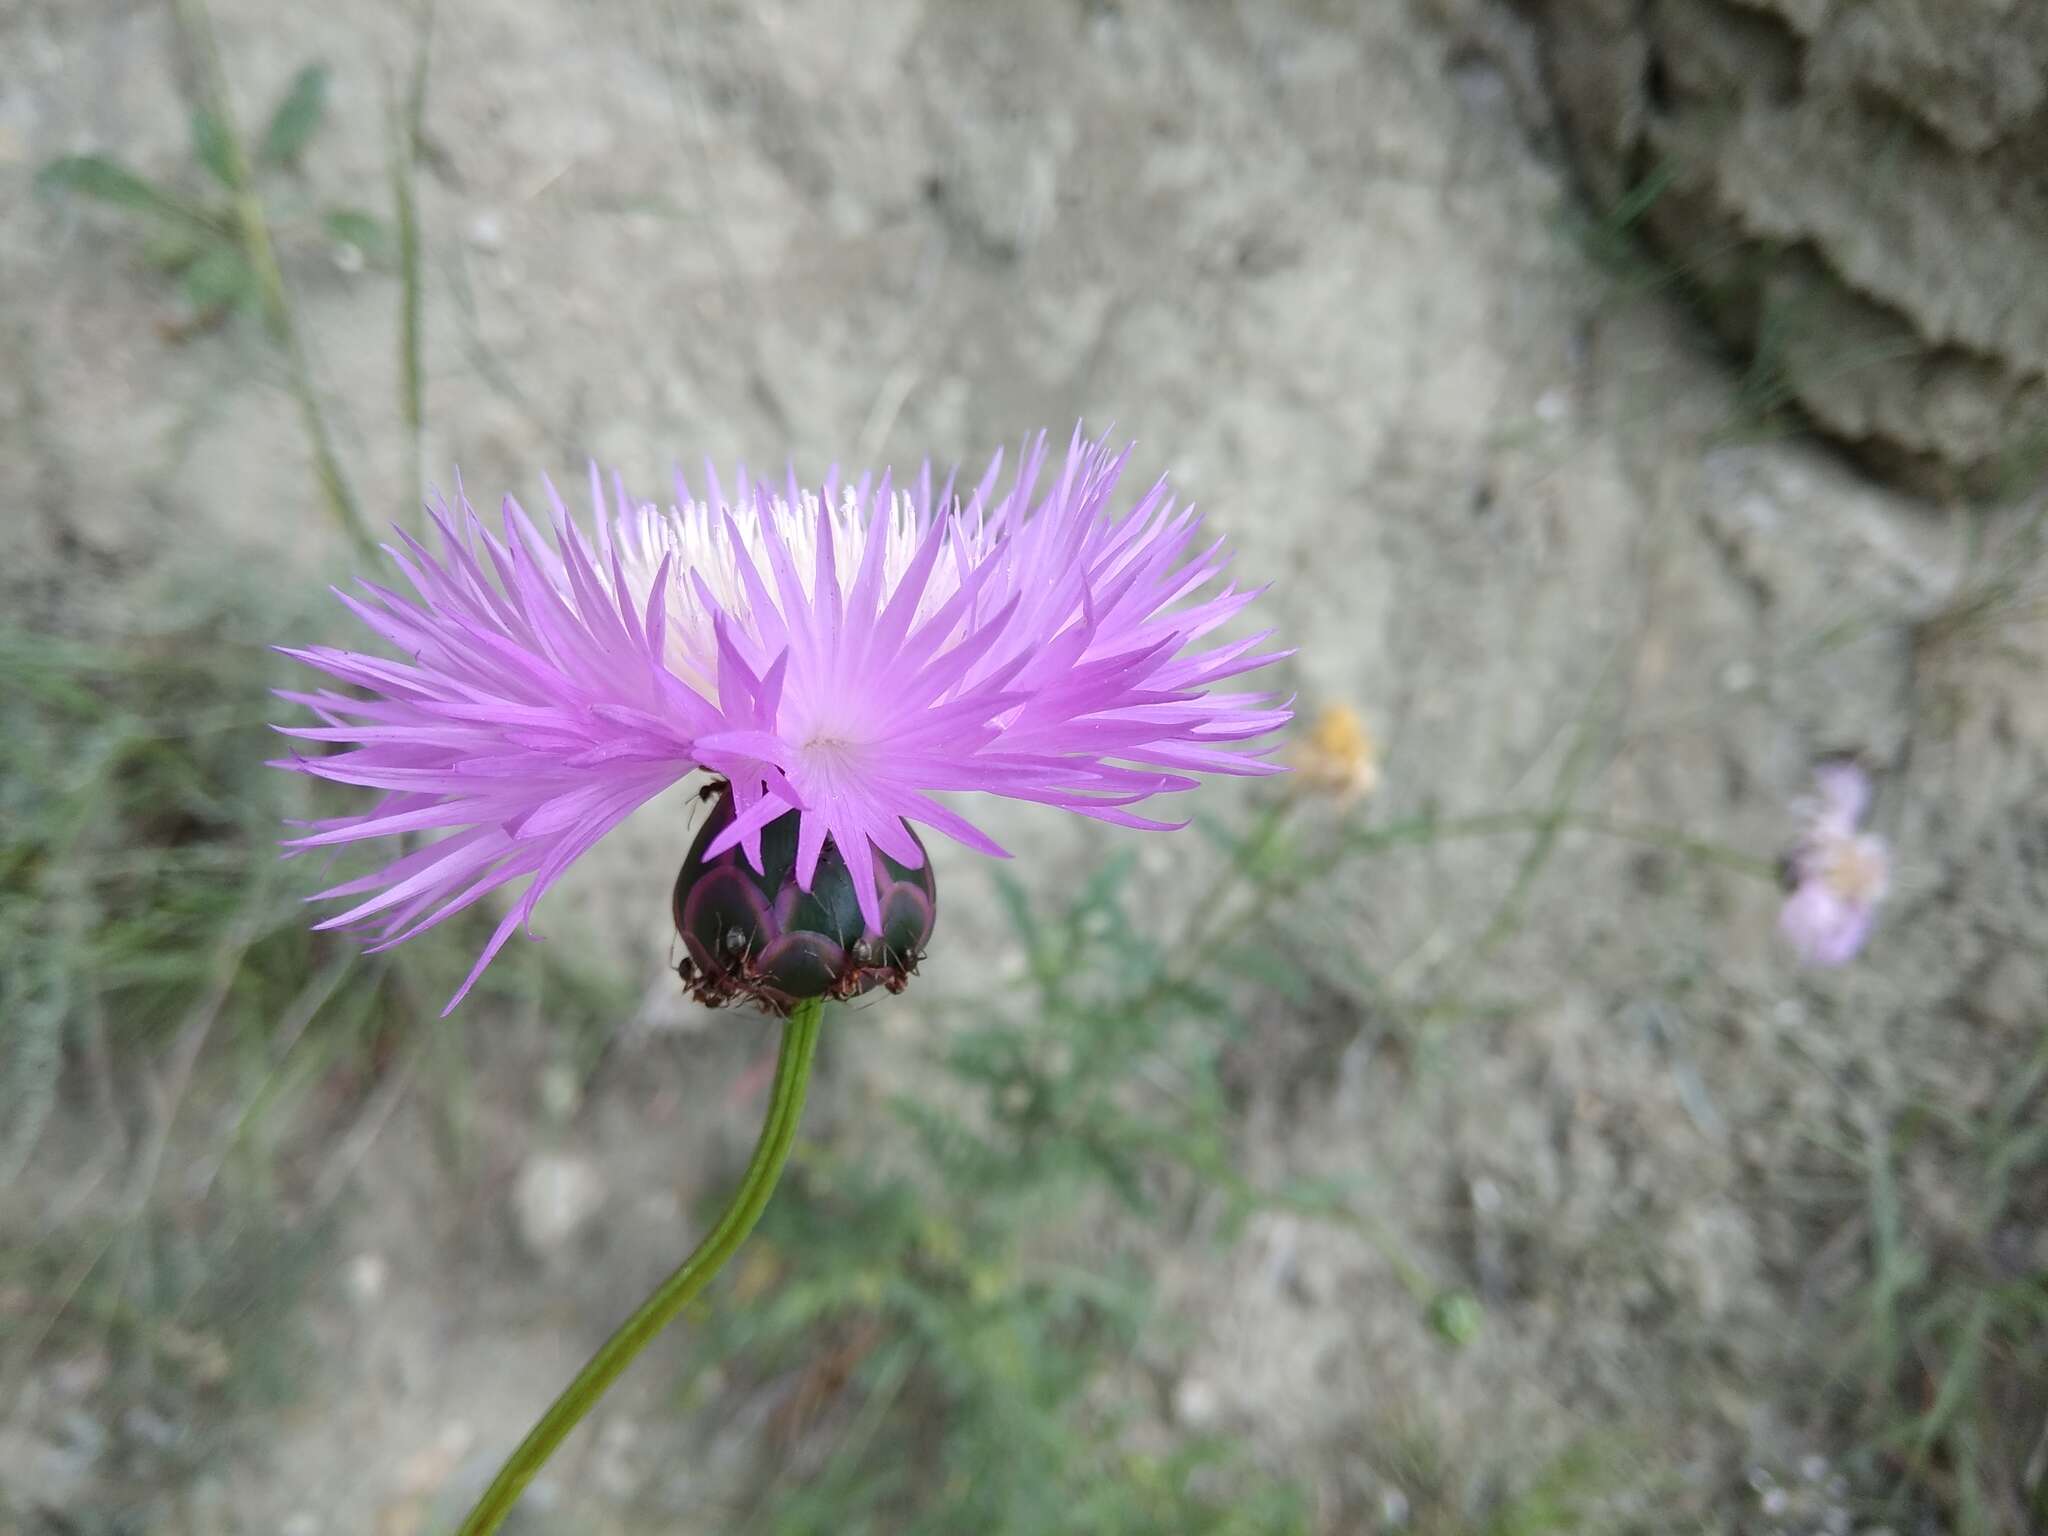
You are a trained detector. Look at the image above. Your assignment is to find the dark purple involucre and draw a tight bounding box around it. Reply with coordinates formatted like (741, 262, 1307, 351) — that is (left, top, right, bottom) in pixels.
(673, 781, 936, 1014)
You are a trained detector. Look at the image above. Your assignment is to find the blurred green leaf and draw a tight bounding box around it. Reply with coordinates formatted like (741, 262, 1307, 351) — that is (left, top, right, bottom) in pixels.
(1428, 1288, 1485, 1349)
(36, 155, 215, 233)
(191, 108, 236, 187)
(142, 228, 208, 273)
(259, 63, 330, 168)
(181, 245, 257, 313)
(322, 207, 388, 260)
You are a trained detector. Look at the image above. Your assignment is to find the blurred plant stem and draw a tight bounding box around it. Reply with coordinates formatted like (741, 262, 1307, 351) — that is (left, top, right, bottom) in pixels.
(1363, 807, 1777, 880)
(169, 0, 373, 557)
(1164, 798, 1774, 1005)
(390, 0, 434, 503)
(452, 996, 826, 1536)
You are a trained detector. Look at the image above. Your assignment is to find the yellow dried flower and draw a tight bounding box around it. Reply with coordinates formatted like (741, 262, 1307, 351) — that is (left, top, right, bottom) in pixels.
(1292, 703, 1380, 803)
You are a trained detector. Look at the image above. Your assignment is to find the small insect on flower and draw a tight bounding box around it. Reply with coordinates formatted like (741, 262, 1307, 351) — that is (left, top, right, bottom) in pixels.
(1778, 756, 1889, 968)
(273, 427, 1292, 1013)
(1291, 702, 1379, 804)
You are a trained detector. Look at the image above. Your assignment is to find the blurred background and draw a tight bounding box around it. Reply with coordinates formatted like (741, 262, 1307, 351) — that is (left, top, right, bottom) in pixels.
(5, 2, 2047, 1532)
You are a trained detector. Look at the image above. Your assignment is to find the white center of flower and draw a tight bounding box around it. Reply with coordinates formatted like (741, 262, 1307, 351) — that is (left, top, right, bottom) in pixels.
(612, 487, 958, 699)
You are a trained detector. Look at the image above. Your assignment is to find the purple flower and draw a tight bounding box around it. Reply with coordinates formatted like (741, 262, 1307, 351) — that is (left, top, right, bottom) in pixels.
(1778, 758, 1889, 967)
(274, 428, 1291, 1010)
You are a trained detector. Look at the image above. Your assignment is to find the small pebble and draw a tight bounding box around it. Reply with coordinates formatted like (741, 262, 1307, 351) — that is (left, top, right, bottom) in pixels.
(1171, 1374, 1221, 1429)
(512, 1152, 609, 1258)
(346, 1251, 389, 1307)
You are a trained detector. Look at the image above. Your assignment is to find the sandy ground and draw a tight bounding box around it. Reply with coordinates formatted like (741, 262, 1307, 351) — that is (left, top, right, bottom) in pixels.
(7, 1, 2045, 1532)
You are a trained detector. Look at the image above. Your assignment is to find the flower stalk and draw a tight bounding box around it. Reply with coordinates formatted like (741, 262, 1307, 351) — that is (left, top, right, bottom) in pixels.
(452, 995, 826, 1536)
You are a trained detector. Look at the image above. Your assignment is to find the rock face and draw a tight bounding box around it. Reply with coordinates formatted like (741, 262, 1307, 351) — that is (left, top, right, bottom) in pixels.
(1533, 0, 2048, 496)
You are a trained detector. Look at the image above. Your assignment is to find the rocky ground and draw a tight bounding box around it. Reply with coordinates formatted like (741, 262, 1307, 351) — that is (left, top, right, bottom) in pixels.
(5, 1, 2045, 1532)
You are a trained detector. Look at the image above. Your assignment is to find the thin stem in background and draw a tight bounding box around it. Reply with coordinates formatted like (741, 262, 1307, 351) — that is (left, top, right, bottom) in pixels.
(1176, 800, 1776, 997)
(1436, 646, 1627, 996)
(169, 0, 374, 557)
(391, 0, 435, 504)
(452, 996, 827, 1536)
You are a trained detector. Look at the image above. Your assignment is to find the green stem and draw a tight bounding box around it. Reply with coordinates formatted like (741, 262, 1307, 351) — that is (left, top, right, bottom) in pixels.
(452, 997, 826, 1536)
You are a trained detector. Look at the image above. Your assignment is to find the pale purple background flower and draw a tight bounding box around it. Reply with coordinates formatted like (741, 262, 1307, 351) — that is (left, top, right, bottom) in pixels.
(1779, 758, 1889, 967)
(274, 428, 1291, 1009)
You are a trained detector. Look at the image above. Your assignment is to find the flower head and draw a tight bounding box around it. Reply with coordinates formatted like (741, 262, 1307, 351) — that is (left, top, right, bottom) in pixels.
(274, 428, 1291, 1011)
(1779, 757, 1889, 967)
